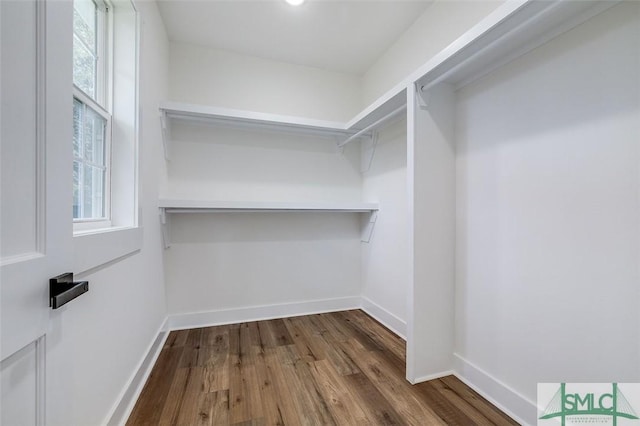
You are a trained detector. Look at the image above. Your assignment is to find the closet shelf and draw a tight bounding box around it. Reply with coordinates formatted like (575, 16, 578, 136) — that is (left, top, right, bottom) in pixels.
(158, 200, 380, 248)
(158, 199, 379, 213)
(411, 0, 618, 101)
(159, 97, 409, 161)
(159, 102, 373, 160)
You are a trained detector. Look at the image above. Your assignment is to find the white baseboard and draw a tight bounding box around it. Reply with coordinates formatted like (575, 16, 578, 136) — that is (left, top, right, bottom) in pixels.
(105, 317, 169, 426)
(453, 353, 535, 426)
(409, 370, 454, 384)
(359, 296, 407, 339)
(167, 296, 361, 330)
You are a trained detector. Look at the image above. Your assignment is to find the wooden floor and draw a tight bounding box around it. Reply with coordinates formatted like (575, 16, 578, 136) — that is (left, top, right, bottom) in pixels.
(127, 310, 518, 425)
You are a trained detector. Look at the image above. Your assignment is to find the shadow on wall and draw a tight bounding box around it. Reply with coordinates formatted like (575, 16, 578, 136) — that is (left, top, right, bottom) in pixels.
(169, 212, 362, 244)
(165, 121, 363, 201)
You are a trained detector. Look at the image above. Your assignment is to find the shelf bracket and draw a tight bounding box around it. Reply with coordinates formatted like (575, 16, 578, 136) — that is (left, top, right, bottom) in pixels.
(361, 131, 379, 173)
(160, 208, 171, 249)
(338, 104, 406, 148)
(361, 210, 378, 243)
(160, 110, 171, 161)
(416, 84, 431, 110)
(334, 136, 345, 155)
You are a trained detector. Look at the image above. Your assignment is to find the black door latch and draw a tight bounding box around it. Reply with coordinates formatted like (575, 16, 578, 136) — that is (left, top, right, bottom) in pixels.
(50, 272, 89, 309)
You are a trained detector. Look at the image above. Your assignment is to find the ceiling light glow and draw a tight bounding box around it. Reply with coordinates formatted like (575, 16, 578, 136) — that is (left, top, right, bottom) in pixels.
(286, 0, 305, 6)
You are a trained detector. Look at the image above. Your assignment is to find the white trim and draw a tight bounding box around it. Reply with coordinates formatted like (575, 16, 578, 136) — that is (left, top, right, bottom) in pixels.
(74, 226, 142, 274)
(104, 318, 169, 426)
(405, 85, 417, 383)
(453, 353, 535, 426)
(409, 370, 454, 385)
(167, 297, 361, 331)
(359, 296, 406, 339)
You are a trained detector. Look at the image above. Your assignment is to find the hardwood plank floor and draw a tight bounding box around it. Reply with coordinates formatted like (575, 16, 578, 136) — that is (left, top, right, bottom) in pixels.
(127, 310, 518, 425)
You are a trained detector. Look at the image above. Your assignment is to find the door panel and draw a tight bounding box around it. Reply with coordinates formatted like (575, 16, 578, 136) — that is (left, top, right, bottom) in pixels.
(1, 0, 74, 424)
(0, 0, 38, 260)
(0, 338, 45, 426)
(1, 0, 49, 363)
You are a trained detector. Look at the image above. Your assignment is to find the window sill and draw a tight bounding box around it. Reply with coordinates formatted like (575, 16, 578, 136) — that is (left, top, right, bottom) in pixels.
(74, 226, 142, 274)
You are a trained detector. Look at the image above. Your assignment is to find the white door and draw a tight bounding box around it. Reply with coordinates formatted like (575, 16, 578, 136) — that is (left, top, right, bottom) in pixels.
(1, 0, 73, 424)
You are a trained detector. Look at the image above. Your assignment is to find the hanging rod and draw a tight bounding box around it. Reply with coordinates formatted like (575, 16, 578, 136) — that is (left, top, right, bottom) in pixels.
(337, 104, 407, 148)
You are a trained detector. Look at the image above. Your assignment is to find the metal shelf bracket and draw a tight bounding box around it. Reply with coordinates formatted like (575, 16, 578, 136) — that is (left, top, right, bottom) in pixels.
(361, 131, 379, 173)
(361, 210, 379, 243)
(417, 84, 431, 110)
(160, 208, 170, 249)
(160, 111, 171, 161)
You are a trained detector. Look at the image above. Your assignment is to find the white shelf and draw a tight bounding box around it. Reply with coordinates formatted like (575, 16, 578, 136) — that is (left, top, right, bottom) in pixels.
(410, 0, 618, 98)
(346, 88, 407, 132)
(159, 98, 408, 160)
(160, 101, 355, 134)
(158, 200, 379, 248)
(159, 102, 374, 160)
(158, 199, 379, 213)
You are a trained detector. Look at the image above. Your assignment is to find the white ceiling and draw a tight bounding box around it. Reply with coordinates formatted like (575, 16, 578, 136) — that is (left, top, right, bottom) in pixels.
(156, 0, 432, 75)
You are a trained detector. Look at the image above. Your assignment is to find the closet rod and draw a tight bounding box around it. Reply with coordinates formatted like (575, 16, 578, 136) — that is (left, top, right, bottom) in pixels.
(338, 104, 407, 148)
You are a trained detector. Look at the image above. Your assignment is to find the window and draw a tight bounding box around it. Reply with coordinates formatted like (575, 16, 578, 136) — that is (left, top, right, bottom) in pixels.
(73, 0, 111, 227)
(72, 0, 140, 273)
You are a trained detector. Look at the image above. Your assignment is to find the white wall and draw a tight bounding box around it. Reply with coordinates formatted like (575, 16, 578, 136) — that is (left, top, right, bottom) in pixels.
(44, 2, 169, 425)
(165, 212, 362, 316)
(455, 2, 640, 423)
(408, 83, 456, 383)
(362, 0, 503, 106)
(161, 123, 362, 203)
(361, 118, 410, 337)
(169, 42, 362, 122)
(162, 122, 365, 320)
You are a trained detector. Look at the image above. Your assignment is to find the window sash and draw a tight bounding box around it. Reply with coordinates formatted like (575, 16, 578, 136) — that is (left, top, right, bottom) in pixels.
(73, 89, 112, 224)
(73, 0, 110, 107)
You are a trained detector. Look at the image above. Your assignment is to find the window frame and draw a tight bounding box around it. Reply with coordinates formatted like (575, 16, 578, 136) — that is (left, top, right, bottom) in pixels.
(72, 0, 114, 230)
(72, 0, 141, 274)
